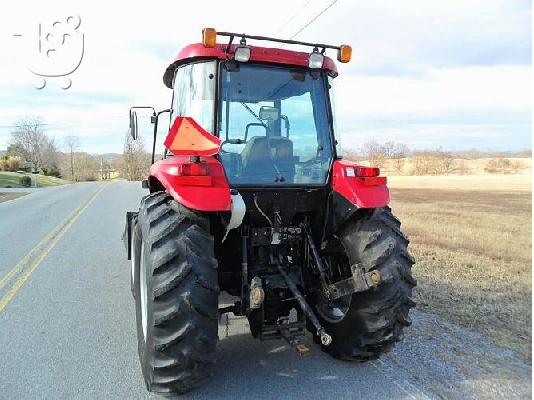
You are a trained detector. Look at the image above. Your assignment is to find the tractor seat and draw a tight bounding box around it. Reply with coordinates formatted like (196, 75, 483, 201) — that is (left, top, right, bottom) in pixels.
(240, 136, 294, 182)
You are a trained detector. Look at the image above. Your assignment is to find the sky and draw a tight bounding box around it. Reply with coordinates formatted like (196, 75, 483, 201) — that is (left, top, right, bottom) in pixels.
(0, 0, 531, 154)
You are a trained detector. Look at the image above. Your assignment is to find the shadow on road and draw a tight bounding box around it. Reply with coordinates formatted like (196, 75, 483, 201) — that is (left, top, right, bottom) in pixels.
(151, 309, 532, 400)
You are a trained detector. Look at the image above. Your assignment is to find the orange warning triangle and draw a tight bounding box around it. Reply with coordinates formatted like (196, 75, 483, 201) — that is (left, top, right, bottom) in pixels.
(164, 117, 221, 156)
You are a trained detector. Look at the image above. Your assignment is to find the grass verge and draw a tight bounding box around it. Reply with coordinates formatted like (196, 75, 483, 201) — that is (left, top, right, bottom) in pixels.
(0, 172, 69, 188)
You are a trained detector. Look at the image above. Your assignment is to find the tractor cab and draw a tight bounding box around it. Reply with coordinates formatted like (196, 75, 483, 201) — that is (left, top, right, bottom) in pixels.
(155, 29, 349, 188)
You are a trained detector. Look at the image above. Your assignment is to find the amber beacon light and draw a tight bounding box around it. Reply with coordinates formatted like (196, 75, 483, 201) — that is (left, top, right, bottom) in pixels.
(337, 44, 352, 63)
(202, 28, 217, 48)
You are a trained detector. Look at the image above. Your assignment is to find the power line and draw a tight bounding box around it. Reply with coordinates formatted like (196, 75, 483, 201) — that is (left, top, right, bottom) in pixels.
(274, 0, 313, 35)
(288, 0, 339, 40)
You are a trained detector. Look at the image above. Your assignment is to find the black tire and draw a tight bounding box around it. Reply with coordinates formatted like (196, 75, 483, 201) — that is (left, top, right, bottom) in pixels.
(133, 192, 219, 393)
(312, 207, 416, 361)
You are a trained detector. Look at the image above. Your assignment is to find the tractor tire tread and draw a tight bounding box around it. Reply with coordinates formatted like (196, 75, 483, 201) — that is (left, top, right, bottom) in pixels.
(316, 207, 416, 362)
(136, 192, 218, 394)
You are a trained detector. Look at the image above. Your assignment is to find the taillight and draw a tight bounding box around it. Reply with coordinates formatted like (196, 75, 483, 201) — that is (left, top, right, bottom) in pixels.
(354, 166, 380, 177)
(180, 163, 209, 176)
(166, 162, 212, 186)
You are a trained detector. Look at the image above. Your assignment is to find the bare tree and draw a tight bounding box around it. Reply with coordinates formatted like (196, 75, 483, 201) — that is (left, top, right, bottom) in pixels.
(64, 136, 80, 181)
(360, 141, 410, 172)
(391, 143, 410, 174)
(41, 137, 60, 176)
(10, 117, 47, 172)
(118, 133, 150, 181)
(361, 141, 387, 167)
(434, 147, 455, 175)
(74, 153, 100, 181)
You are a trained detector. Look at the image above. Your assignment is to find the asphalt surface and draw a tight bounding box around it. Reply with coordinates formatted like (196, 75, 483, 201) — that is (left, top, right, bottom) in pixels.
(0, 181, 530, 399)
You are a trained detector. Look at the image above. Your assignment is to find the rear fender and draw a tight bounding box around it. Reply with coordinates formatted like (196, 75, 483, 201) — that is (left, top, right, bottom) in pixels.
(148, 156, 231, 212)
(328, 159, 390, 234)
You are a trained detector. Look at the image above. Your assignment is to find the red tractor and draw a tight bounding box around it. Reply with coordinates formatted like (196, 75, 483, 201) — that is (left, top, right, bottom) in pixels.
(125, 28, 415, 394)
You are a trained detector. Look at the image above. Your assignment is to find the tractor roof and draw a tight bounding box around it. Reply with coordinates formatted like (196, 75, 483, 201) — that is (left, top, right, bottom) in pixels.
(163, 43, 338, 88)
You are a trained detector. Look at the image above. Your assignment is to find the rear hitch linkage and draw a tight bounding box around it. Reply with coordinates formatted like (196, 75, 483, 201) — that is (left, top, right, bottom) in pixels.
(276, 262, 332, 346)
(303, 223, 381, 302)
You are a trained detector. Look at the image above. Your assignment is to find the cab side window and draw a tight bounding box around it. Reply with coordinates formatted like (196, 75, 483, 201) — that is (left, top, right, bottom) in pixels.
(172, 61, 217, 133)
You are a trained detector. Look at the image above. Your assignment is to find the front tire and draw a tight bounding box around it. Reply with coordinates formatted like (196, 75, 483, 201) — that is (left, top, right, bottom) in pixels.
(134, 192, 219, 393)
(312, 207, 416, 361)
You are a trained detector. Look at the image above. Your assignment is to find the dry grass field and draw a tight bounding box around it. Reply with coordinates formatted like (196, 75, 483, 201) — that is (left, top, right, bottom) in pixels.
(389, 174, 532, 360)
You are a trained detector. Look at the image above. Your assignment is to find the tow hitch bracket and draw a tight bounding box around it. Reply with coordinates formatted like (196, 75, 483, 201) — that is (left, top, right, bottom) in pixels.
(326, 264, 381, 301)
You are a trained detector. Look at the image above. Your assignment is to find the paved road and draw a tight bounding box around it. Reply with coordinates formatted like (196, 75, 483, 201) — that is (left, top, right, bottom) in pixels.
(0, 181, 530, 399)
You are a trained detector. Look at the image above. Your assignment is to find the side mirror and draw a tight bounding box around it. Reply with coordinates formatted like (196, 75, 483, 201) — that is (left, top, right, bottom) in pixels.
(259, 106, 279, 121)
(129, 110, 138, 140)
(129, 106, 156, 140)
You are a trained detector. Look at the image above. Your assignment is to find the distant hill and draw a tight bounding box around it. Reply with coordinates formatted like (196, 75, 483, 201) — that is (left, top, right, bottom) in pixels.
(100, 153, 122, 160)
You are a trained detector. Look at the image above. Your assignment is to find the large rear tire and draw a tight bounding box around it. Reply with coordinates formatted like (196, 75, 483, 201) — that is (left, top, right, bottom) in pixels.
(133, 192, 219, 393)
(312, 207, 416, 361)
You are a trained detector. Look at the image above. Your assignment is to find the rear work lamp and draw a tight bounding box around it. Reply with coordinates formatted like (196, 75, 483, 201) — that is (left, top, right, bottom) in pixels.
(308, 51, 325, 69)
(202, 28, 217, 48)
(234, 45, 251, 62)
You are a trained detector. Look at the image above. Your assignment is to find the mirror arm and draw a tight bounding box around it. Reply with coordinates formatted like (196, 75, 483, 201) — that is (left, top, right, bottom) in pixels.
(152, 109, 171, 164)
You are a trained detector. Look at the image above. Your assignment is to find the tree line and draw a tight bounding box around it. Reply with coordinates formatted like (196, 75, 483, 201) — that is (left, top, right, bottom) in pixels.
(3, 117, 527, 180)
(2, 117, 115, 181)
(344, 140, 527, 175)
(2, 116, 152, 182)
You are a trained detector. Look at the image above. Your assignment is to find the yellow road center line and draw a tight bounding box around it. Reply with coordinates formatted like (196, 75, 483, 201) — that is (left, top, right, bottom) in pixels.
(0, 184, 107, 291)
(0, 183, 108, 313)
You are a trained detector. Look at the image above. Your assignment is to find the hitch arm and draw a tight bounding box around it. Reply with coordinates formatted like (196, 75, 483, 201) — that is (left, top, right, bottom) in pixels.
(276, 263, 332, 346)
(303, 225, 329, 285)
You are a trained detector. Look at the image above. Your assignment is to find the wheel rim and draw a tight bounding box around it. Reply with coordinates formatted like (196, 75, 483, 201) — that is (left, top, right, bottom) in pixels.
(130, 230, 136, 287)
(315, 287, 352, 323)
(140, 242, 148, 341)
(314, 238, 352, 323)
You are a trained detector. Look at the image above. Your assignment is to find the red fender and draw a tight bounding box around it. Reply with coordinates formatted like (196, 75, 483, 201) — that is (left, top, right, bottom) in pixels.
(149, 156, 231, 212)
(331, 159, 390, 208)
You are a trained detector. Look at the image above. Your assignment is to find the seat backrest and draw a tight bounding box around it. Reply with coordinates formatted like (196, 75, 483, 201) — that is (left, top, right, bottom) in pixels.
(240, 136, 294, 181)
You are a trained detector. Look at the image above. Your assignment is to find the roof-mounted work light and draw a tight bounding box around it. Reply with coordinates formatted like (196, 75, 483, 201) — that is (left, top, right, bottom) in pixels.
(234, 45, 251, 62)
(308, 49, 325, 69)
